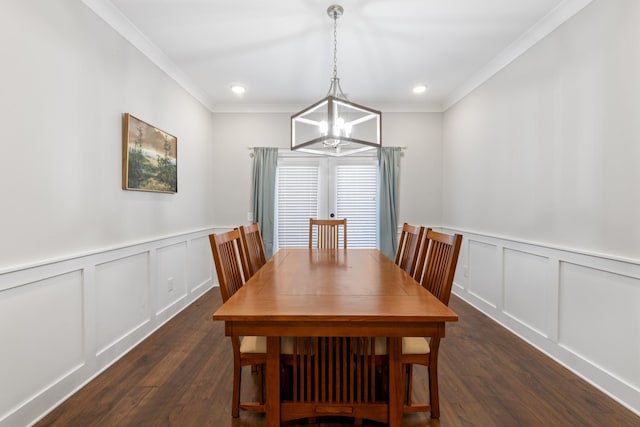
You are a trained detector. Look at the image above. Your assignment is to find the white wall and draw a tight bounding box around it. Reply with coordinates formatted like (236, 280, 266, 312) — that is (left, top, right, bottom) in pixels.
(211, 113, 290, 226)
(0, 0, 216, 271)
(210, 112, 443, 228)
(443, 0, 640, 414)
(0, 1, 217, 425)
(443, 0, 640, 260)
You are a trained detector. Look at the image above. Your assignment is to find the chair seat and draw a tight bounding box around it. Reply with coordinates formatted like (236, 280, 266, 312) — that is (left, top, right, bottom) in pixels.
(373, 337, 431, 355)
(402, 337, 430, 354)
(240, 336, 295, 354)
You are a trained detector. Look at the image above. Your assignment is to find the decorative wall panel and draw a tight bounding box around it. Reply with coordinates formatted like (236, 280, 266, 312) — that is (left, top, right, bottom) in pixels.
(156, 242, 187, 316)
(468, 239, 500, 307)
(0, 271, 83, 423)
(189, 236, 213, 292)
(559, 261, 640, 390)
(504, 248, 551, 337)
(0, 229, 215, 427)
(444, 227, 640, 416)
(95, 252, 150, 355)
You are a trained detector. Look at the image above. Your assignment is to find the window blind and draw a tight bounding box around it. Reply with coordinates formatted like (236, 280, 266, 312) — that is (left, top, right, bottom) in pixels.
(276, 165, 319, 247)
(336, 164, 378, 248)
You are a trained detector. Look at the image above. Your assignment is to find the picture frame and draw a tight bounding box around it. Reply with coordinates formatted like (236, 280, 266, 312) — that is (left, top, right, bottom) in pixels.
(122, 113, 177, 193)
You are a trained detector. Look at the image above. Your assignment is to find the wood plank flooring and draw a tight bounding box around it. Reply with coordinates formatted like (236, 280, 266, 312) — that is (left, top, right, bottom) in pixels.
(36, 289, 639, 427)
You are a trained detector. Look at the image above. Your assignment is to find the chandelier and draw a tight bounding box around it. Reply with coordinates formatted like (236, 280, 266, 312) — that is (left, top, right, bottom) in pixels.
(291, 5, 382, 157)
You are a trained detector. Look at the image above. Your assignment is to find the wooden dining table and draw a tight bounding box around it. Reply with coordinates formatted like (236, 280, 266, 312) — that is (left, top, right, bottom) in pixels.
(213, 248, 458, 426)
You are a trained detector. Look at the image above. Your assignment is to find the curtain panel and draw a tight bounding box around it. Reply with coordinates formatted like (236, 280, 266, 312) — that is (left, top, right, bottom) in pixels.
(251, 147, 279, 258)
(377, 147, 401, 260)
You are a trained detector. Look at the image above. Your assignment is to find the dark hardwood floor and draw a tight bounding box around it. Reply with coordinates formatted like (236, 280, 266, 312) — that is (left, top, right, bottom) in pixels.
(36, 289, 639, 427)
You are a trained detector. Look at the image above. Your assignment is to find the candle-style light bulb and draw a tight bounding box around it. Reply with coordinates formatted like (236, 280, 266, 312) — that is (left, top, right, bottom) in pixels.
(344, 122, 352, 137)
(319, 121, 328, 135)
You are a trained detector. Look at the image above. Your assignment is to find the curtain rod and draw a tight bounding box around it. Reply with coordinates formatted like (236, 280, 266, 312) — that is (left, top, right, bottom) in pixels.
(247, 146, 407, 150)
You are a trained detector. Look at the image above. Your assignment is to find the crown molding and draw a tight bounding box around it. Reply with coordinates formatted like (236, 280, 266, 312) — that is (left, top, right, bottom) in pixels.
(81, 0, 216, 111)
(210, 104, 306, 114)
(211, 102, 444, 114)
(83, 0, 592, 115)
(442, 0, 594, 111)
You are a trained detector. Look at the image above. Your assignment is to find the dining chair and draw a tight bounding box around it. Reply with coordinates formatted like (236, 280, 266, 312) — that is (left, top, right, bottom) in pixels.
(238, 223, 267, 278)
(395, 223, 426, 279)
(208, 229, 264, 417)
(401, 229, 463, 417)
(309, 218, 347, 249)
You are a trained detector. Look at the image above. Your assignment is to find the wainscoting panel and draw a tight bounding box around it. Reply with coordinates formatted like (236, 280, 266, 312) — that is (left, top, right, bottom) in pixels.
(189, 235, 214, 293)
(0, 271, 84, 425)
(503, 248, 551, 337)
(95, 252, 150, 356)
(559, 261, 640, 391)
(155, 242, 188, 317)
(444, 227, 640, 416)
(0, 228, 216, 427)
(467, 239, 501, 308)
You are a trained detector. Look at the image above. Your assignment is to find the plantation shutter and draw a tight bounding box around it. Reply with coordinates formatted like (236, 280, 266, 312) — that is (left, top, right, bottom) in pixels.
(335, 164, 378, 248)
(275, 165, 319, 247)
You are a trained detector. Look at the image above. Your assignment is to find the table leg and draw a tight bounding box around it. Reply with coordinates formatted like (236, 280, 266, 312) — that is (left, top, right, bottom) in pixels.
(388, 337, 403, 427)
(266, 336, 281, 427)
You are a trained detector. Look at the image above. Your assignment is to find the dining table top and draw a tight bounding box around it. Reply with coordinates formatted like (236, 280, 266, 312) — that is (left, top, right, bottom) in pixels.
(212, 247, 458, 325)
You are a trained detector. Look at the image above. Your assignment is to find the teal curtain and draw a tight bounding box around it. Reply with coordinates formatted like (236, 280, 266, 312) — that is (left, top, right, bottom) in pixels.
(251, 147, 279, 259)
(378, 147, 401, 260)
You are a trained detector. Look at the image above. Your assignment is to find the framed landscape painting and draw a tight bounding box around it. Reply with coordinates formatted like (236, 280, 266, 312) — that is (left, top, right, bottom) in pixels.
(122, 113, 177, 193)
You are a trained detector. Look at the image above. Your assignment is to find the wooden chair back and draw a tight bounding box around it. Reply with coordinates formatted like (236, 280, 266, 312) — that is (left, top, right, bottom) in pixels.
(286, 336, 383, 421)
(395, 223, 426, 279)
(209, 229, 249, 302)
(238, 223, 267, 278)
(308, 218, 347, 249)
(209, 229, 266, 416)
(401, 230, 463, 415)
(419, 229, 463, 306)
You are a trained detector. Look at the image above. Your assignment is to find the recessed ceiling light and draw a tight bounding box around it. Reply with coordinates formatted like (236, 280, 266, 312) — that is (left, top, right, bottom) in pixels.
(413, 85, 428, 94)
(231, 85, 246, 95)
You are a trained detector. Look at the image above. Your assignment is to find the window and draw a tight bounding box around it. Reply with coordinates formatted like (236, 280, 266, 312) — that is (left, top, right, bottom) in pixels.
(275, 154, 377, 250)
(275, 164, 319, 247)
(335, 164, 377, 247)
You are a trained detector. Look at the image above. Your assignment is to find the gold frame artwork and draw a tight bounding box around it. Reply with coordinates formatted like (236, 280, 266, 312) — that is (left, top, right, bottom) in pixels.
(122, 113, 177, 193)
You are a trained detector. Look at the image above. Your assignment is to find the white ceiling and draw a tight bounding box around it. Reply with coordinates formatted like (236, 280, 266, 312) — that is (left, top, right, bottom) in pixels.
(85, 0, 592, 112)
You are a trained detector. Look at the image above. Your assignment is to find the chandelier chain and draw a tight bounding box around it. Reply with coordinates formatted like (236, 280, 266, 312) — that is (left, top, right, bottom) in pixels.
(332, 11, 338, 79)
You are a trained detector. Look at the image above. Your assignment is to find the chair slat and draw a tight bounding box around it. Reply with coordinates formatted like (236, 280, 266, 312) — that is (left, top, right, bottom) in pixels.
(239, 223, 267, 278)
(309, 218, 347, 249)
(395, 223, 426, 279)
